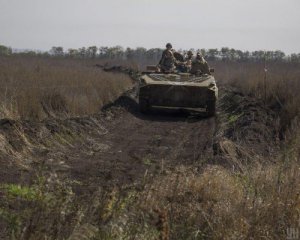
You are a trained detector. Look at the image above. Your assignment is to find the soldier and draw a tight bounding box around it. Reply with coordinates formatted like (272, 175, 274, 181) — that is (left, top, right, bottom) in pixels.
(190, 52, 211, 75)
(157, 43, 177, 72)
(184, 50, 194, 72)
(176, 50, 193, 73)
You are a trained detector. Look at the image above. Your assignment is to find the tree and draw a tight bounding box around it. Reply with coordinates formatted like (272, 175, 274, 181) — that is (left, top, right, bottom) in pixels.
(290, 54, 300, 63)
(50, 46, 64, 56)
(146, 48, 162, 62)
(274, 50, 285, 61)
(87, 46, 98, 58)
(68, 49, 79, 58)
(78, 47, 86, 58)
(125, 47, 135, 60)
(251, 51, 265, 62)
(105, 46, 124, 59)
(99, 47, 108, 58)
(221, 47, 230, 61)
(229, 48, 237, 61)
(0, 45, 12, 55)
(207, 49, 219, 61)
(241, 51, 250, 62)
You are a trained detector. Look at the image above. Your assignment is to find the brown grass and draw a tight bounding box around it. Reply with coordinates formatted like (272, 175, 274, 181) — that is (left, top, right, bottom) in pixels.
(212, 61, 300, 129)
(2, 149, 300, 239)
(0, 56, 133, 120)
(0, 56, 300, 239)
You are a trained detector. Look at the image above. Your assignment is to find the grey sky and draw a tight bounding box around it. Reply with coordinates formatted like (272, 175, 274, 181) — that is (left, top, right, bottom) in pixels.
(1, 0, 300, 54)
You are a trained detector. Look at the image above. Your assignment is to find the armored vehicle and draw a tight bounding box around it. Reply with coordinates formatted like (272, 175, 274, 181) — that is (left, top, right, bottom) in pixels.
(138, 69, 218, 116)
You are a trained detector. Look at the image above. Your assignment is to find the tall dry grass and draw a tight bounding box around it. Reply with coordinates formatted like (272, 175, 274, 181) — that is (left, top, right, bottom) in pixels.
(2, 150, 300, 239)
(0, 56, 133, 120)
(212, 61, 300, 129)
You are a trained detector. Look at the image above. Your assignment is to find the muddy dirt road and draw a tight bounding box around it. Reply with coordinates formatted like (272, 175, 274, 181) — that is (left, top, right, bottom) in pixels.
(53, 95, 216, 188)
(0, 84, 279, 192)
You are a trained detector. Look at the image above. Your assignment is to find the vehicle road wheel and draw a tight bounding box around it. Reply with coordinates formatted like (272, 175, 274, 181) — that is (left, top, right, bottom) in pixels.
(139, 98, 150, 113)
(206, 100, 216, 117)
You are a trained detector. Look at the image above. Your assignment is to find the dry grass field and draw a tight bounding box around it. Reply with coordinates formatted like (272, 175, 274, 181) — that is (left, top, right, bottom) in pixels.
(213, 60, 300, 130)
(0, 56, 133, 120)
(0, 55, 300, 239)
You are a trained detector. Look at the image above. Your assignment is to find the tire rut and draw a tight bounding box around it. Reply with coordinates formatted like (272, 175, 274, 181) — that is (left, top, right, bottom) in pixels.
(63, 107, 216, 188)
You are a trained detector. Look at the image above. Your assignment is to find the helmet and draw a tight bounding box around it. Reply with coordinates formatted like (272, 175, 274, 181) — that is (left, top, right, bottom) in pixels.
(187, 50, 193, 56)
(166, 43, 172, 48)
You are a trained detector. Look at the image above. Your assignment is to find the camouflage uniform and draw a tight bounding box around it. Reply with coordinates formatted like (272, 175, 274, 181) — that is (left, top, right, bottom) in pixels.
(190, 54, 210, 75)
(184, 55, 193, 72)
(158, 49, 177, 72)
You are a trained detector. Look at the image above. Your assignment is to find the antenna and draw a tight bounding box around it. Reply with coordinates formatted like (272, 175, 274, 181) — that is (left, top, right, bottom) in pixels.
(264, 51, 268, 105)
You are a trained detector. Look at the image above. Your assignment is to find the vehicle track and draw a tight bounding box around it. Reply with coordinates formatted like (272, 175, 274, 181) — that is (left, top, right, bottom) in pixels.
(0, 86, 280, 191)
(60, 97, 216, 188)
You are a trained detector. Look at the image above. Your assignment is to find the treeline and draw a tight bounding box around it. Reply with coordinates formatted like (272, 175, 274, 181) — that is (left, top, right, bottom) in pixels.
(1, 44, 300, 63)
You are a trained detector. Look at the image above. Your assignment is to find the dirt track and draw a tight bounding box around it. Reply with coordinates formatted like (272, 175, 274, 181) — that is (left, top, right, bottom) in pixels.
(0, 88, 219, 239)
(52, 85, 279, 190)
(55, 95, 216, 188)
(0, 83, 279, 190)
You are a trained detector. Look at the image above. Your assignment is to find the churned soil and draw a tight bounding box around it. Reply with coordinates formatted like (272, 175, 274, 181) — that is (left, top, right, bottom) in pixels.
(0, 81, 279, 192)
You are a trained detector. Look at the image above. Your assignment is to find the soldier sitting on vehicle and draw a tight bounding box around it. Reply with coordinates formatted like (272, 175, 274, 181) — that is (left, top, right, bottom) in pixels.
(190, 52, 211, 75)
(157, 43, 178, 72)
(173, 50, 193, 73)
(183, 50, 194, 72)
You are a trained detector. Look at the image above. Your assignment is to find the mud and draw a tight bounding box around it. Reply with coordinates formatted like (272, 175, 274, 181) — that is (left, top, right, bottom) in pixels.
(0, 83, 280, 192)
(213, 87, 280, 169)
(68, 102, 215, 188)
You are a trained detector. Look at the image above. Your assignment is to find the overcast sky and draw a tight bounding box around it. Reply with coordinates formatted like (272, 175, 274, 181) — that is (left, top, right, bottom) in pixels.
(1, 0, 300, 54)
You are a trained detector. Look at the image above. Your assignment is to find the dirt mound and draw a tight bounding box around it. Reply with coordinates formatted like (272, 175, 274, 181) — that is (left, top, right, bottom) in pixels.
(213, 87, 280, 169)
(101, 86, 139, 114)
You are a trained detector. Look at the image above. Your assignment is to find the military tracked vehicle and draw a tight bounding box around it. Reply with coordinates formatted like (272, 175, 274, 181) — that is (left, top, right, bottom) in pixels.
(138, 68, 218, 116)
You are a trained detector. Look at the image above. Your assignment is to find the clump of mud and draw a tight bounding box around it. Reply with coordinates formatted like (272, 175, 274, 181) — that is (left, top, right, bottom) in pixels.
(213, 87, 280, 169)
